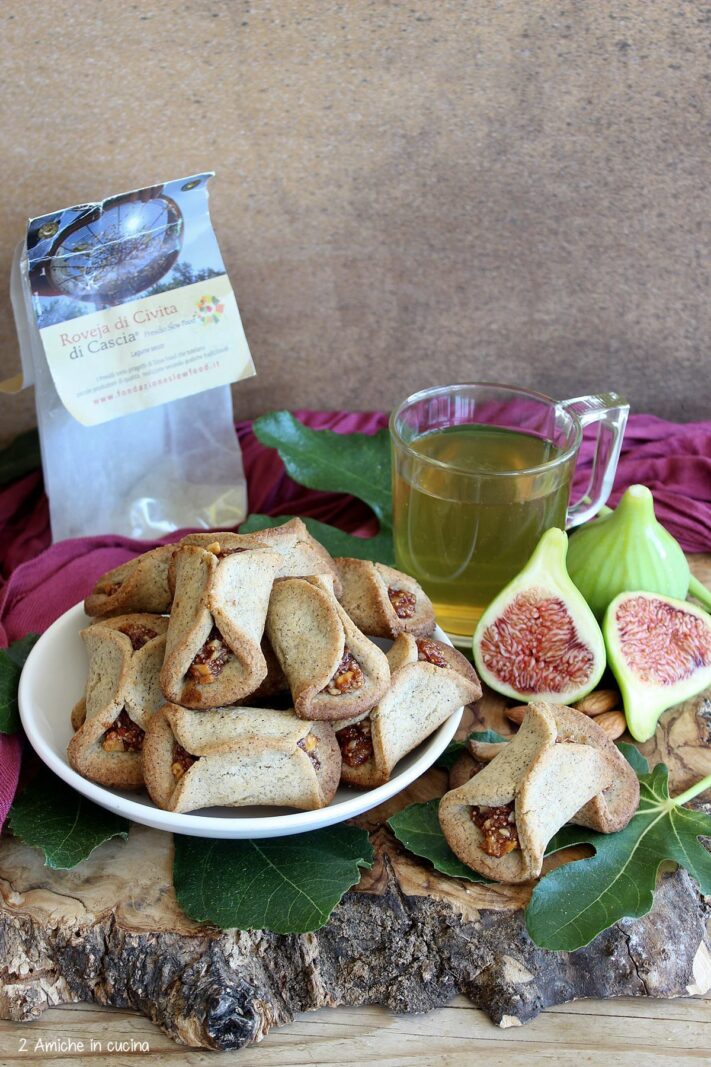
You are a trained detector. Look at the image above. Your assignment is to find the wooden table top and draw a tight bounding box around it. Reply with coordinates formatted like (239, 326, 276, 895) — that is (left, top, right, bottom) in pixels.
(1, 992, 709, 1065)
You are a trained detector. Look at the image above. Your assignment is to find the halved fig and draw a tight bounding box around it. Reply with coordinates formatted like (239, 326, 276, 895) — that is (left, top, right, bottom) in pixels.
(472, 528, 606, 704)
(604, 591, 711, 742)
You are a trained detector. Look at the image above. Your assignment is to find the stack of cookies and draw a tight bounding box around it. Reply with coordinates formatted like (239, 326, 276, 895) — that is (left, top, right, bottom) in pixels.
(68, 519, 482, 813)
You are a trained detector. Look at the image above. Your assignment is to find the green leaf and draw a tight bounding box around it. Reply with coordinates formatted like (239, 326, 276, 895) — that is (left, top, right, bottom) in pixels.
(240, 513, 394, 564)
(433, 740, 466, 772)
(252, 412, 392, 531)
(173, 825, 374, 934)
(388, 799, 489, 882)
(0, 634, 38, 734)
(8, 773, 130, 869)
(0, 429, 41, 486)
(525, 763, 711, 951)
(435, 729, 511, 772)
(468, 728, 510, 745)
(616, 741, 649, 777)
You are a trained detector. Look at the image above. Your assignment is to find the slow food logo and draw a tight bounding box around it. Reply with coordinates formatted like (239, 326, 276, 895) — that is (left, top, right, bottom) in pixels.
(196, 293, 225, 324)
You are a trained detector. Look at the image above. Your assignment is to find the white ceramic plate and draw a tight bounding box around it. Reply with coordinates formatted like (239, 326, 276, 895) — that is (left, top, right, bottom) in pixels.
(19, 603, 463, 839)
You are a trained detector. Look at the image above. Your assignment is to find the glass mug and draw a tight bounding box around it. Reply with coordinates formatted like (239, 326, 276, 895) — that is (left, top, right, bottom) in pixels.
(390, 383, 629, 641)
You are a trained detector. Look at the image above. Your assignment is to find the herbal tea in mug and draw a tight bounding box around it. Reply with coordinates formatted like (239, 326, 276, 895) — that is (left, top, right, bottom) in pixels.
(390, 384, 629, 641)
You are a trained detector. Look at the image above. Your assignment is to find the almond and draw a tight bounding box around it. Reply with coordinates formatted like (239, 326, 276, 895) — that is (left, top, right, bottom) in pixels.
(505, 705, 527, 724)
(573, 689, 620, 717)
(594, 710, 627, 740)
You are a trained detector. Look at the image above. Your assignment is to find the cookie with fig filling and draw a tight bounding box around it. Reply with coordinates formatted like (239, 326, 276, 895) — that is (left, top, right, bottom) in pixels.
(178, 517, 342, 596)
(439, 703, 618, 883)
(143, 703, 340, 813)
(84, 545, 175, 618)
(467, 703, 639, 833)
(266, 574, 390, 722)
(338, 634, 482, 788)
(161, 543, 282, 709)
(67, 614, 168, 790)
(333, 558, 435, 639)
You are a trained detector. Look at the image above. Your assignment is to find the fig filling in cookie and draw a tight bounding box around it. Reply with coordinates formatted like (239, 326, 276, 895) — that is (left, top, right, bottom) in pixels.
(171, 743, 197, 780)
(387, 586, 417, 619)
(416, 638, 448, 669)
(117, 623, 158, 651)
(205, 541, 249, 559)
(336, 719, 374, 767)
(297, 733, 321, 770)
(101, 709, 145, 753)
(325, 646, 365, 696)
(188, 626, 234, 684)
(470, 802, 519, 858)
(96, 580, 122, 598)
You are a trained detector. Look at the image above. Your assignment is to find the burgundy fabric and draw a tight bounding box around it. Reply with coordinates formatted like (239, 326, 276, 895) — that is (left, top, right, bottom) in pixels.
(0, 409, 709, 829)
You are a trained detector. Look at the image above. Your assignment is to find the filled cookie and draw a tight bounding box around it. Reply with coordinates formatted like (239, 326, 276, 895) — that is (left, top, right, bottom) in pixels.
(179, 517, 342, 595)
(266, 574, 390, 721)
(161, 543, 282, 708)
(337, 635, 482, 788)
(84, 545, 175, 618)
(67, 614, 168, 790)
(438, 703, 620, 883)
(143, 703, 341, 813)
(468, 702, 639, 833)
(334, 558, 435, 639)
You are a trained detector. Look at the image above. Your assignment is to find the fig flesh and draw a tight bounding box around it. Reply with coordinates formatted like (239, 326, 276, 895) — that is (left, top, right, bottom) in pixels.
(604, 591, 711, 742)
(472, 528, 606, 704)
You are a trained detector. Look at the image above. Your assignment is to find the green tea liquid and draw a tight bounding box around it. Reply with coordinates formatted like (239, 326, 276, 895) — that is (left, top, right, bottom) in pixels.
(393, 424, 572, 638)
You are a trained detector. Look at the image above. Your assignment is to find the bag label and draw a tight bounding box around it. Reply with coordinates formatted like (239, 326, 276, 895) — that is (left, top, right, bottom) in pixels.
(25, 173, 254, 426)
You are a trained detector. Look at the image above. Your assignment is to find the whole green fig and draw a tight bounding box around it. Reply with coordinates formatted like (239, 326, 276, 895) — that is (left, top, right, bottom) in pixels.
(567, 485, 698, 620)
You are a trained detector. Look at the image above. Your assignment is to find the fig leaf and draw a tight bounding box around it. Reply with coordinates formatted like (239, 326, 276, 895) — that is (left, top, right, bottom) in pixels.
(173, 825, 374, 934)
(434, 730, 510, 771)
(0, 634, 38, 734)
(8, 772, 129, 869)
(388, 799, 489, 882)
(524, 763, 711, 950)
(469, 729, 510, 745)
(252, 411, 392, 531)
(433, 740, 466, 771)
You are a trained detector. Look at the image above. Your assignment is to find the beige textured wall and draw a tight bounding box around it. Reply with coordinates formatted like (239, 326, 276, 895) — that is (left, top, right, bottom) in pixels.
(0, 0, 709, 442)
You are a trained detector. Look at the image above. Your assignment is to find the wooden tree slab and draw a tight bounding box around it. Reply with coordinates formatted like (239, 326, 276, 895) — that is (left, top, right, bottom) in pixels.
(0, 558, 709, 1051)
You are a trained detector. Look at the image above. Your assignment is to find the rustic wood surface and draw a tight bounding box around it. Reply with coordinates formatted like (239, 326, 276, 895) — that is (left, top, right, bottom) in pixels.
(0, 556, 709, 1062)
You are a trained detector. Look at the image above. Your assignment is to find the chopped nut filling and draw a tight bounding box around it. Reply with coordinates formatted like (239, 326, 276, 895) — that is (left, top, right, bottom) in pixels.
(171, 743, 197, 780)
(388, 586, 417, 619)
(416, 638, 448, 668)
(324, 646, 365, 696)
(96, 580, 122, 597)
(117, 623, 158, 651)
(336, 718, 374, 767)
(470, 802, 519, 858)
(297, 733, 321, 770)
(188, 627, 233, 684)
(101, 709, 145, 753)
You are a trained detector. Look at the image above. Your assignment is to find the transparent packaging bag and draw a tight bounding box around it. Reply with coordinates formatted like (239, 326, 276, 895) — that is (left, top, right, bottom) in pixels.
(6, 174, 253, 541)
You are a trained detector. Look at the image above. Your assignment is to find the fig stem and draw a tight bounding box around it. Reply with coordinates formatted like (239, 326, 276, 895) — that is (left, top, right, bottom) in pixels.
(688, 575, 711, 613)
(673, 773, 711, 807)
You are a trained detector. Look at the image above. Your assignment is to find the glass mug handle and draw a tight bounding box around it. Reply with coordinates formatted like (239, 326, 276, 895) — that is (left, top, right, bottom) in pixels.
(560, 392, 629, 529)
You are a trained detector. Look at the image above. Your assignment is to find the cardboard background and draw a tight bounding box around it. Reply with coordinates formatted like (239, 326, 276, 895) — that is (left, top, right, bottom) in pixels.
(0, 0, 708, 441)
